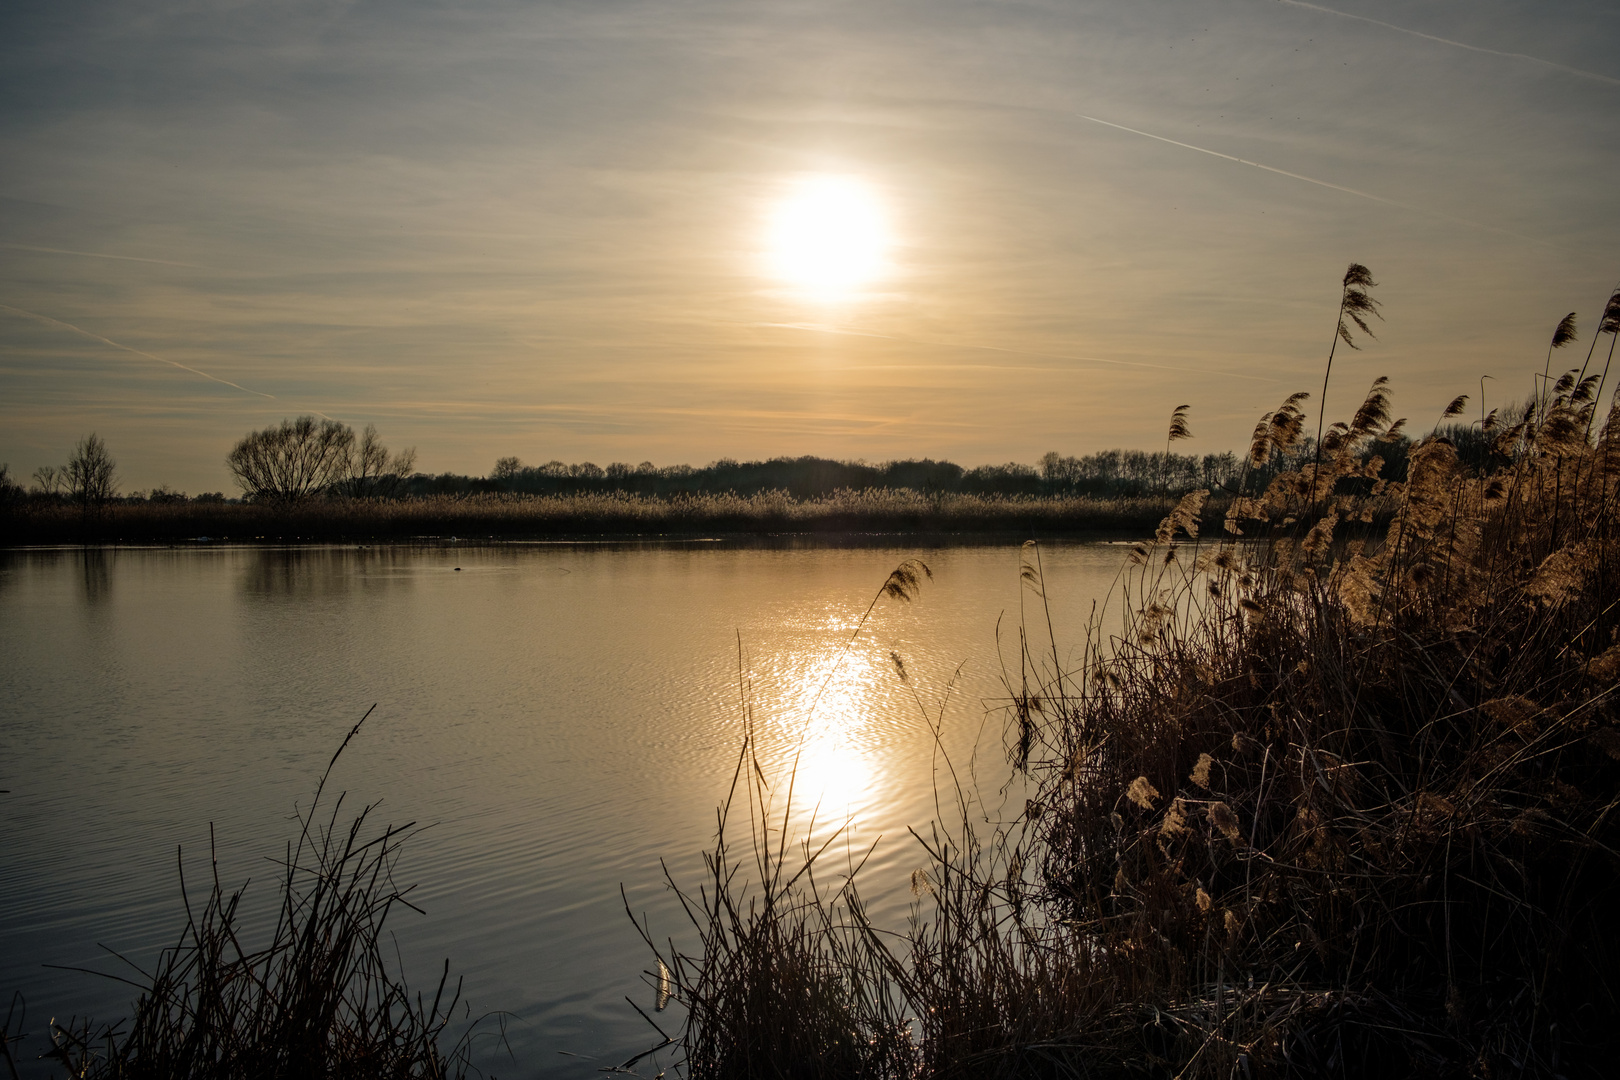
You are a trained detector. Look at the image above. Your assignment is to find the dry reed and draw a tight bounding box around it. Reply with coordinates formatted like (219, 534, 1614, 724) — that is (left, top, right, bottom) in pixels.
(2, 490, 1183, 546)
(646, 306, 1620, 1077)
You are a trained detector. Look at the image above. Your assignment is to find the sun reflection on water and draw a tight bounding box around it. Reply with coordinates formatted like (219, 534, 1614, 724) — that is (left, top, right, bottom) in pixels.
(753, 620, 900, 841)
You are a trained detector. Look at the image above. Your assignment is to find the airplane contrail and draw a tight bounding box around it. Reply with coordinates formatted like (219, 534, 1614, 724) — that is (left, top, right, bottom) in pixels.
(1074, 112, 1557, 249)
(1275, 0, 1620, 87)
(0, 303, 277, 400)
(756, 322, 1280, 382)
(0, 243, 219, 270)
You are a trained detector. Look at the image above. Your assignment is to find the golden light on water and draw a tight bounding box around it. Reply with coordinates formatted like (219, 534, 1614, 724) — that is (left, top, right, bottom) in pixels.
(757, 639, 887, 833)
(784, 653, 878, 822)
(764, 175, 892, 299)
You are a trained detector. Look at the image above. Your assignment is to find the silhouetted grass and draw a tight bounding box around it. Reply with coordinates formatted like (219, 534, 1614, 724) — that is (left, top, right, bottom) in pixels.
(3, 709, 483, 1080)
(644, 344, 1620, 1076)
(1, 489, 1187, 545)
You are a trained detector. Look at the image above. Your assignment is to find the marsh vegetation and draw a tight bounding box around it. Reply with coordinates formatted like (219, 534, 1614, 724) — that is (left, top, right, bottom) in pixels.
(636, 275, 1620, 1077)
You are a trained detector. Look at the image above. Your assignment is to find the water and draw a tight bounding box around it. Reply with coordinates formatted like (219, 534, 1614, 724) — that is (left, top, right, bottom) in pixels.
(0, 540, 1129, 1076)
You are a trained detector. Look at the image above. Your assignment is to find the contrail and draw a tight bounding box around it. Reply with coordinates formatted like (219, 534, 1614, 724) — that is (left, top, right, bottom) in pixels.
(0, 243, 218, 270)
(1275, 0, 1620, 87)
(0, 303, 276, 399)
(1074, 112, 1557, 249)
(756, 322, 1280, 383)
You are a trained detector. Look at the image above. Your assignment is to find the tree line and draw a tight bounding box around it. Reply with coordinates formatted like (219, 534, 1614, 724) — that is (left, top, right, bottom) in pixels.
(3, 412, 1432, 510)
(431, 450, 1248, 499)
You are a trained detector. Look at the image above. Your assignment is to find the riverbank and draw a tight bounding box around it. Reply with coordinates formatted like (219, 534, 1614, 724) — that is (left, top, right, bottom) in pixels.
(656, 380, 1620, 1077)
(0, 489, 1197, 546)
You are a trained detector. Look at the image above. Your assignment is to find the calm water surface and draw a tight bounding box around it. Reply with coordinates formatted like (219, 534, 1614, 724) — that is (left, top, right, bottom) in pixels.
(0, 541, 1128, 1076)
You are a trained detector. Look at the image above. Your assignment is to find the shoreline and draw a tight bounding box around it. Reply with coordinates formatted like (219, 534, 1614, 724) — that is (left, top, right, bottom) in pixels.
(0, 528, 1159, 552)
(0, 489, 1199, 547)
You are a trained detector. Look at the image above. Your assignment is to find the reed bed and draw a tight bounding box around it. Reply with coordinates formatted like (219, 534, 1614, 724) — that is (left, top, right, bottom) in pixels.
(5, 710, 479, 1080)
(645, 365, 1620, 1077)
(1, 490, 1182, 546)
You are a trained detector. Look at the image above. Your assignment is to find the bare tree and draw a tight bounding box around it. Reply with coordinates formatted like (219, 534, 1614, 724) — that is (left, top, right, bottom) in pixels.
(227, 416, 354, 502)
(65, 434, 118, 505)
(337, 424, 417, 497)
(0, 463, 21, 504)
(32, 465, 64, 496)
(228, 417, 416, 501)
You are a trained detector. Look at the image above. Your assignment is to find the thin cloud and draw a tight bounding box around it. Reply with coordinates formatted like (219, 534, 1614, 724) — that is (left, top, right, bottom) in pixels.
(0, 243, 221, 270)
(1073, 113, 1559, 249)
(757, 323, 1281, 383)
(1275, 0, 1620, 87)
(0, 304, 277, 400)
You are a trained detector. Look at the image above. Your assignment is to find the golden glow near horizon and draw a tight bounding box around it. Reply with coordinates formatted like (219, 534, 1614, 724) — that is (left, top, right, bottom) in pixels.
(764, 175, 892, 300)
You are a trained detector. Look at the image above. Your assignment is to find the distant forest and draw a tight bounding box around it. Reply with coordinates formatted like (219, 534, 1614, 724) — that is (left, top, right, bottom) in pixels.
(401, 436, 1433, 500)
(403, 449, 1250, 500)
(7, 424, 1459, 509)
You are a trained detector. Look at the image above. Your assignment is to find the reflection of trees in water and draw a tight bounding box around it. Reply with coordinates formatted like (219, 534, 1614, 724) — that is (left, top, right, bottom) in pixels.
(78, 548, 112, 605)
(240, 547, 421, 599)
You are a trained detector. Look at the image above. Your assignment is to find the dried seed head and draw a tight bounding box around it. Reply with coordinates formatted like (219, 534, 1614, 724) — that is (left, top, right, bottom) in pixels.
(1350, 376, 1392, 436)
(1551, 311, 1579, 349)
(1127, 775, 1160, 810)
(1167, 403, 1193, 443)
(1209, 801, 1242, 841)
(880, 558, 932, 602)
(1195, 887, 1213, 913)
(1336, 263, 1382, 349)
(1160, 798, 1188, 840)
(1481, 696, 1543, 735)
(1189, 753, 1214, 790)
(1589, 644, 1620, 683)
(1525, 549, 1584, 607)
(1602, 291, 1620, 336)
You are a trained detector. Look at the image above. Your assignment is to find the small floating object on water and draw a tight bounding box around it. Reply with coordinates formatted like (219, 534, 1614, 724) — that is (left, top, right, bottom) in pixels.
(454, 567, 462, 571)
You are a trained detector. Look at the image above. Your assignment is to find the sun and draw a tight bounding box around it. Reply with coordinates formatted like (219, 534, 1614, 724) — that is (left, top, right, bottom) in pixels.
(765, 175, 892, 299)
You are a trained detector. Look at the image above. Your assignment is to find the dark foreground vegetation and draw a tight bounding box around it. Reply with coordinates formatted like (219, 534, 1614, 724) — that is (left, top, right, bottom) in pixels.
(0, 711, 481, 1080)
(637, 277, 1620, 1077)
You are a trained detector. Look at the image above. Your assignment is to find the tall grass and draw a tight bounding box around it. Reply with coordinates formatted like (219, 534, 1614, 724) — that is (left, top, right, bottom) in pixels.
(645, 319, 1620, 1075)
(8, 709, 481, 1080)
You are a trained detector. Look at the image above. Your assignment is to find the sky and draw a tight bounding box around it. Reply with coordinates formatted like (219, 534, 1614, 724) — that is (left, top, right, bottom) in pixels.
(2, 0, 1618, 494)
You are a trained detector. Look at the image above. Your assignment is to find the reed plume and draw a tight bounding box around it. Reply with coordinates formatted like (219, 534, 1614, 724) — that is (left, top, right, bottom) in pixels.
(1313, 264, 1381, 509)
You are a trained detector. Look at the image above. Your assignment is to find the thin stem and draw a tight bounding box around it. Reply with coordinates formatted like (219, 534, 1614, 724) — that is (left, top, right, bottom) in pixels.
(1311, 289, 1346, 514)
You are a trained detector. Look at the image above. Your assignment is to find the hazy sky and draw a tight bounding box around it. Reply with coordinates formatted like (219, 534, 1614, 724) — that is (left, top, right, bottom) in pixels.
(3, 0, 1618, 492)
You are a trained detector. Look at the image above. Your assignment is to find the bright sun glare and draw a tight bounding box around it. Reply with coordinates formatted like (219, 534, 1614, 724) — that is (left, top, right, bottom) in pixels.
(765, 175, 891, 298)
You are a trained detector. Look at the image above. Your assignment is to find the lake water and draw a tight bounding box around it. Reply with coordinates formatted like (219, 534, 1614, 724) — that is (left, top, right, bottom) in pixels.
(0, 540, 1129, 1076)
